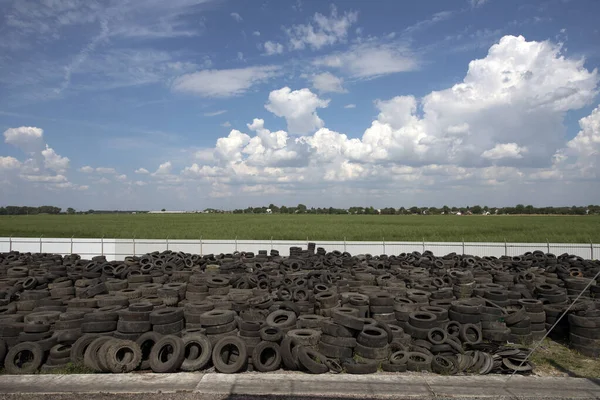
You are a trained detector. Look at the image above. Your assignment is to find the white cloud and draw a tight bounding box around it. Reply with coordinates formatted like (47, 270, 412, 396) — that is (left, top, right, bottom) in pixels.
(135, 168, 149, 174)
(263, 41, 284, 55)
(116, 174, 128, 181)
(470, 0, 489, 7)
(41, 145, 70, 172)
(20, 174, 67, 183)
(311, 72, 346, 93)
(3, 126, 44, 152)
(204, 110, 227, 117)
(79, 166, 94, 173)
(286, 6, 358, 50)
(221, 121, 232, 127)
(230, 12, 243, 22)
(96, 167, 116, 174)
(344, 104, 356, 109)
(172, 65, 280, 97)
(237, 52, 245, 62)
(0, 156, 21, 170)
(97, 177, 110, 184)
(481, 143, 528, 160)
(215, 131, 251, 162)
(265, 87, 330, 134)
(134, 181, 147, 186)
(314, 41, 417, 79)
(253, 31, 261, 36)
(153, 161, 172, 175)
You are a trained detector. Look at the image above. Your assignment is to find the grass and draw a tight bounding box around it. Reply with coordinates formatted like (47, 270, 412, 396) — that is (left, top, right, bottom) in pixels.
(530, 339, 600, 379)
(39, 363, 95, 374)
(0, 214, 598, 242)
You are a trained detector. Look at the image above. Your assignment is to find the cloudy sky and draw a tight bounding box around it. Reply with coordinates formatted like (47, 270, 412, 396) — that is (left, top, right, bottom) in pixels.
(1, 0, 599, 211)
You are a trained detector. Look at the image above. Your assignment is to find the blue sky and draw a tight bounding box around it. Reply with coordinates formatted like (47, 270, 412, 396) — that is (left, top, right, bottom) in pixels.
(1, 0, 599, 211)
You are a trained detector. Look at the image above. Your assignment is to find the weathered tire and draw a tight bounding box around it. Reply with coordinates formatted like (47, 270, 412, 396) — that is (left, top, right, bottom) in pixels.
(181, 333, 212, 371)
(212, 336, 247, 373)
(297, 346, 328, 374)
(149, 335, 185, 373)
(136, 331, 162, 370)
(4, 342, 44, 374)
(252, 341, 281, 372)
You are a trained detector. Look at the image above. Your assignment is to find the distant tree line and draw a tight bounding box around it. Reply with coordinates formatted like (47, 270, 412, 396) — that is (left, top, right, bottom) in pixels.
(226, 204, 600, 215)
(0, 206, 148, 215)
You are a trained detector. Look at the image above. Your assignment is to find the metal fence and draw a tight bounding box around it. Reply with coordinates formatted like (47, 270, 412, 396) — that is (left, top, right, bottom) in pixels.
(0, 237, 597, 261)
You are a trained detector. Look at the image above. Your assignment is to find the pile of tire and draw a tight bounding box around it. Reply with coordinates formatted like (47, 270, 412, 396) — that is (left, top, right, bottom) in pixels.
(1, 246, 598, 375)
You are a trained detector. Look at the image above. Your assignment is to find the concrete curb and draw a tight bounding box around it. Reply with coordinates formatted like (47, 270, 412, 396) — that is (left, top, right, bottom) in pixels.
(0, 373, 598, 399)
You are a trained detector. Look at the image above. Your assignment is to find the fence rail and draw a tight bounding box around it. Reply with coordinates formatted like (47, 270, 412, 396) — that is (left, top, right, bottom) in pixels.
(0, 237, 597, 261)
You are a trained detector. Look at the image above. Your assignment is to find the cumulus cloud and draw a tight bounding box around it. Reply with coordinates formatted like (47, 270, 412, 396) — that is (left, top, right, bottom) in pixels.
(153, 161, 172, 175)
(41, 145, 70, 172)
(172, 66, 280, 97)
(221, 121, 232, 128)
(344, 104, 356, 109)
(286, 6, 358, 50)
(20, 174, 67, 183)
(171, 35, 598, 202)
(481, 143, 528, 160)
(230, 12, 243, 22)
(311, 72, 346, 93)
(79, 166, 94, 173)
(135, 168, 149, 174)
(3, 126, 44, 153)
(265, 87, 330, 134)
(0, 156, 22, 170)
(116, 174, 127, 181)
(264, 41, 284, 55)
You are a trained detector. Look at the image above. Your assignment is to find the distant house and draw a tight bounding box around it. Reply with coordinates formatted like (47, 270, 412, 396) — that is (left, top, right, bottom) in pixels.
(266, 208, 272, 214)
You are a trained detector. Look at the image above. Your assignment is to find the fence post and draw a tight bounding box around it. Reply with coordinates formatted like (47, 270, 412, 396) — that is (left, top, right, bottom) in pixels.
(101, 236, 104, 256)
(70, 235, 74, 255)
(9, 235, 12, 252)
(271, 236, 273, 250)
(235, 237, 238, 252)
(200, 236, 203, 255)
(344, 237, 347, 253)
(546, 238, 550, 254)
(504, 238, 507, 256)
(462, 238, 465, 255)
(383, 237, 385, 254)
(39, 235, 43, 253)
(166, 236, 169, 251)
(423, 238, 425, 254)
(591, 240, 594, 260)
(133, 236, 136, 257)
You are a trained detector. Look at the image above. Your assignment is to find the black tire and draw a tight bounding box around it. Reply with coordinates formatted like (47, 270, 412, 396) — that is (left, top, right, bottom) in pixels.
(382, 361, 407, 372)
(280, 336, 299, 370)
(287, 329, 321, 346)
(320, 320, 356, 338)
(153, 319, 184, 335)
(317, 341, 353, 358)
(118, 320, 151, 333)
(266, 310, 297, 329)
(407, 351, 432, 372)
(149, 335, 185, 373)
(50, 344, 72, 359)
(83, 336, 112, 372)
(357, 327, 388, 348)
(204, 320, 237, 335)
(252, 341, 282, 372)
(4, 342, 45, 374)
(212, 336, 248, 373)
(81, 321, 117, 333)
(460, 324, 482, 345)
(297, 346, 328, 374)
(448, 309, 480, 324)
(135, 331, 162, 370)
(181, 333, 212, 371)
(105, 340, 142, 373)
(354, 343, 390, 359)
(201, 310, 236, 326)
(70, 334, 99, 364)
(320, 334, 356, 348)
(118, 310, 151, 322)
(408, 312, 438, 329)
(149, 308, 184, 325)
(332, 310, 364, 331)
(260, 326, 283, 342)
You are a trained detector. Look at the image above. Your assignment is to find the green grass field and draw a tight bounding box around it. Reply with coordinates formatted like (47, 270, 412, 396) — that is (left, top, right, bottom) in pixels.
(0, 214, 598, 242)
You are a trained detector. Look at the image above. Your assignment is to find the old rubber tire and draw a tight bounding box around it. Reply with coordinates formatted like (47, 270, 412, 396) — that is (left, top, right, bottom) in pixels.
(252, 341, 282, 372)
(149, 335, 185, 373)
(297, 346, 328, 374)
(105, 340, 142, 373)
(212, 336, 248, 373)
(136, 331, 162, 370)
(4, 342, 44, 374)
(181, 333, 212, 371)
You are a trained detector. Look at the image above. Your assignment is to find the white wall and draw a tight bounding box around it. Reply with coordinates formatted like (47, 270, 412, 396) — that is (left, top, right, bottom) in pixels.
(0, 237, 597, 261)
